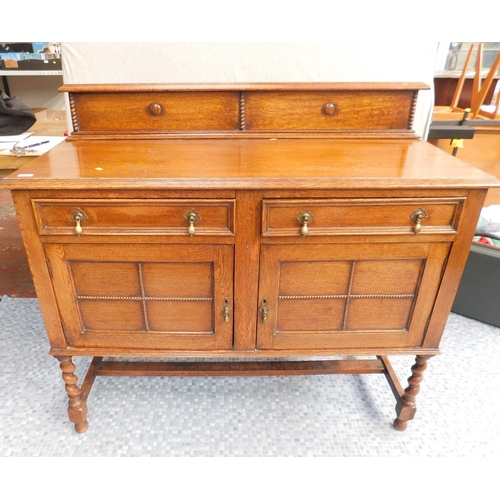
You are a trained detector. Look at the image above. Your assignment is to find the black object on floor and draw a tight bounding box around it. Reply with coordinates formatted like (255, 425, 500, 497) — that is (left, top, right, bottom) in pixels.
(452, 242, 500, 328)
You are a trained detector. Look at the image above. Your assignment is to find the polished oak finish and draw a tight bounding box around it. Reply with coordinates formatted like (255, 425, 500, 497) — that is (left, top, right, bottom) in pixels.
(45, 243, 234, 350)
(393, 355, 433, 431)
(3, 83, 498, 433)
(62, 82, 427, 139)
(244, 90, 415, 131)
(33, 199, 235, 236)
(262, 198, 462, 237)
(256, 242, 450, 350)
(70, 91, 240, 132)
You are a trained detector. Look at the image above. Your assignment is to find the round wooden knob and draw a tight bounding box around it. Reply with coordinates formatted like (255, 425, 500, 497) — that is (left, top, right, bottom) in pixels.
(322, 102, 337, 116)
(149, 103, 162, 115)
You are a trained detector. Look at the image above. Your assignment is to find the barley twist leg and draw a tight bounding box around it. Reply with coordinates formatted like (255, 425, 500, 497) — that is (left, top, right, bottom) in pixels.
(56, 356, 89, 433)
(393, 355, 433, 431)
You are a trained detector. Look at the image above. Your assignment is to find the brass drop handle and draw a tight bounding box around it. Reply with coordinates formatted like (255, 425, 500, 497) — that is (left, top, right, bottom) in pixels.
(183, 209, 200, 236)
(410, 207, 428, 234)
(259, 298, 269, 323)
(75, 217, 83, 235)
(297, 210, 314, 237)
(70, 209, 87, 236)
(222, 297, 231, 323)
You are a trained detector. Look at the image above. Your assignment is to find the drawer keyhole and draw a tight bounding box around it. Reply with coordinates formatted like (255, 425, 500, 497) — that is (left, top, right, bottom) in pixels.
(259, 298, 269, 323)
(222, 298, 232, 323)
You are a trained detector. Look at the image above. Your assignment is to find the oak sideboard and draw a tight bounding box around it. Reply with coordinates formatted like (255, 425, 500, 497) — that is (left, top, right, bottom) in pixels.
(3, 83, 498, 433)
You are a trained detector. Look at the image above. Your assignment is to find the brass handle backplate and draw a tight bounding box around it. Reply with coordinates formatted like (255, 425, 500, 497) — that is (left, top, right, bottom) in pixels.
(322, 102, 338, 116)
(222, 298, 231, 323)
(259, 298, 269, 323)
(149, 103, 162, 115)
(70, 208, 87, 236)
(297, 210, 314, 237)
(183, 209, 200, 236)
(410, 207, 428, 234)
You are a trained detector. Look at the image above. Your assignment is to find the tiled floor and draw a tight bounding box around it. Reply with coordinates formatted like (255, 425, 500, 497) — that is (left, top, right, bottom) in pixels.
(1, 295, 499, 457)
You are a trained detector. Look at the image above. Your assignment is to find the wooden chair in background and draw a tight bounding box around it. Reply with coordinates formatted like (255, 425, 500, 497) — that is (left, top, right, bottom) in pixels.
(450, 43, 500, 119)
(471, 50, 500, 119)
(450, 43, 481, 111)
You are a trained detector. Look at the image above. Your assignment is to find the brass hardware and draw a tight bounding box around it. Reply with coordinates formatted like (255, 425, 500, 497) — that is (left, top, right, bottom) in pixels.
(70, 209, 87, 236)
(259, 298, 269, 323)
(149, 103, 162, 115)
(222, 297, 231, 323)
(297, 210, 314, 237)
(183, 209, 200, 236)
(322, 102, 337, 116)
(410, 207, 427, 234)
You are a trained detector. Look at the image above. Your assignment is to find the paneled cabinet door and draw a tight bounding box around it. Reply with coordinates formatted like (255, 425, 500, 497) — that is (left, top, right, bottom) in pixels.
(44, 243, 234, 350)
(256, 242, 451, 350)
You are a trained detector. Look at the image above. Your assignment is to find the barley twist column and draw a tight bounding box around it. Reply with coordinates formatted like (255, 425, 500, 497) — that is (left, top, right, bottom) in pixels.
(393, 355, 433, 431)
(56, 356, 89, 433)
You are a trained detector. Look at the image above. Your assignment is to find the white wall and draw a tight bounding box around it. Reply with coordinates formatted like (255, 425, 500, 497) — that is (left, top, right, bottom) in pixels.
(62, 42, 438, 137)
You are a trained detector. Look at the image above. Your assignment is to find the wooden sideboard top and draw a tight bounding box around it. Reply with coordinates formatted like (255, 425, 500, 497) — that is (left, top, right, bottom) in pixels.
(3, 138, 499, 190)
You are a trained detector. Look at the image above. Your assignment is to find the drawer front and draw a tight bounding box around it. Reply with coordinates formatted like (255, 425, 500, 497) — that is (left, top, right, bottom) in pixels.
(33, 199, 235, 236)
(245, 91, 415, 130)
(72, 92, 240, 132)
(262, 198, 464, 236)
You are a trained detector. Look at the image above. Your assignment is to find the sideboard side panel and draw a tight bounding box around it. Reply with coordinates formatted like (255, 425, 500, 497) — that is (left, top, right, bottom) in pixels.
(423, 188, 488, 348)
(11, 191, 68, 348)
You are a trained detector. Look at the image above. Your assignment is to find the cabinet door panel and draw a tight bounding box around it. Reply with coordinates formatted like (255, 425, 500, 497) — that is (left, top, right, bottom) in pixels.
(79, 300, 145, 332)
(45, 243, 233, 350)
(350, 259, 423, 295)
(347, 297, 415, 331)
(278, 260, 352, 296)
(277, 298, 345, 332)
(257, 242, 450, 350)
